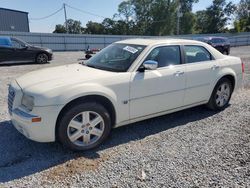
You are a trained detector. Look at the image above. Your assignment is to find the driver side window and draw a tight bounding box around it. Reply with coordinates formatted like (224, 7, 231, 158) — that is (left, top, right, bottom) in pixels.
(10, 39, 23, 49)
(145, 45, 181, 68)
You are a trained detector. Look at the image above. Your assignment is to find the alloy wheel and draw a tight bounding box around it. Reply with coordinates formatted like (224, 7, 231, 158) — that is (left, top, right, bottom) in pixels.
(215, 83, 231, 107)
(67, 111, 105, 147)
(37, 54, 47, 63)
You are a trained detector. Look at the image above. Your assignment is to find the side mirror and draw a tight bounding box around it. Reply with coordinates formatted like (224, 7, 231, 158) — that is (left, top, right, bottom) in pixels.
(22, 44, 28, 49)
(143, 60, 158, 70)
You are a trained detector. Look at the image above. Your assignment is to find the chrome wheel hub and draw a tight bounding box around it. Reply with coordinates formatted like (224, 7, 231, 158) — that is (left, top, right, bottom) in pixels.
(67, 111, 105, 147)
(215, 83, 230, 107)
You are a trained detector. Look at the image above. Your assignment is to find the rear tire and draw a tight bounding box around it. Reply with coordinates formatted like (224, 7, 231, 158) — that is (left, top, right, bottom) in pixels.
(57, 102, 111, 151)
(36, 53, 48, 64)
(207, 78, 233, 111)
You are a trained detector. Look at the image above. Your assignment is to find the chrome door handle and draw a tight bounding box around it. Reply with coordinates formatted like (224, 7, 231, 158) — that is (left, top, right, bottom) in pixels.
(211, 65, 220, 70)
(174, 71, 185, 76)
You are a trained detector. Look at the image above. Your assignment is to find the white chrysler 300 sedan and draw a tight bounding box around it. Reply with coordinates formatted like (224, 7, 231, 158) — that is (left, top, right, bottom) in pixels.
(8, 39, 244, 150)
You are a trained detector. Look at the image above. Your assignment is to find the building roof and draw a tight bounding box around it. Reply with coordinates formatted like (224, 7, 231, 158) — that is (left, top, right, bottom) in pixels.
(0, 7, 28, 14)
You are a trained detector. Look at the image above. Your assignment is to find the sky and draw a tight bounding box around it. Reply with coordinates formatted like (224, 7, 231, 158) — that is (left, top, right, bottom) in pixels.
(0, 0, 241, 33)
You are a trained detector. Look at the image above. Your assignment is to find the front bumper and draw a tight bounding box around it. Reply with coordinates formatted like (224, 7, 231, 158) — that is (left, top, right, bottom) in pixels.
(10, 105, 63, 143)
(48, 53, 53, 61)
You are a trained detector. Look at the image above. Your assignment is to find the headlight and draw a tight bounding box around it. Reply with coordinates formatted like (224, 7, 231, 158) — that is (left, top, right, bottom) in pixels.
(46, 49, 52, 53)
(21, 94, 34, 111)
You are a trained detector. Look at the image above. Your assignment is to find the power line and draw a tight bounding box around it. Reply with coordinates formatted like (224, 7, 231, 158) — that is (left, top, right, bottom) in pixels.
(30, 6, 63, 20)
(65, 4, 106, 19)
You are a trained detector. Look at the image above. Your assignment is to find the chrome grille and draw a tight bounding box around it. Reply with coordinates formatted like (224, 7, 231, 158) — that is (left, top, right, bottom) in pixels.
(8, 85, 15, 115)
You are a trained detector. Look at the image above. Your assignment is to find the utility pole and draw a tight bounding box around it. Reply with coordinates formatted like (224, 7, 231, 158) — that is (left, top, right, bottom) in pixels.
(176, 1, 182, 35)
(63, 3, 68, 33)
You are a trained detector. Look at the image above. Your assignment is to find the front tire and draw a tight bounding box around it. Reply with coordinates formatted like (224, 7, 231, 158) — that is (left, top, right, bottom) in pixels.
(207, 78, 233, 111)
(36, 53, 48, 64)
(57, 102, 111, 151)
(223, 50, 229, 55)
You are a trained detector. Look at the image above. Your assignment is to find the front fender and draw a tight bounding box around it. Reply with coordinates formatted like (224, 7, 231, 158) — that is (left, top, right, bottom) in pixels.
(61, 83, 118, 106)
(36, 83, 118, 108)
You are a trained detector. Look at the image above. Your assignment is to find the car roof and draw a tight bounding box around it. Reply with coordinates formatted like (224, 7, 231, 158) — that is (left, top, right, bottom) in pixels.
(0, 36, 11, 40)
(196, 36, 228, 40)
(116, 38, 206, 46)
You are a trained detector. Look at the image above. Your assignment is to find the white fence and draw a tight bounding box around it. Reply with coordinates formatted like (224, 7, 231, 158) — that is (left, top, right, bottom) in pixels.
(0, 31, 250, 51)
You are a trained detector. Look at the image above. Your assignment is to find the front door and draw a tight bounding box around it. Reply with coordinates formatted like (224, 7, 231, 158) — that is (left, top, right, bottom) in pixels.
(10, 38, 33, 62)
(129, 45, 186, 119)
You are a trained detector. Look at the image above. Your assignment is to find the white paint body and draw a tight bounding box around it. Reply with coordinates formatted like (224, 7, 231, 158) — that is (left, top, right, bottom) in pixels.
(9, 39, 243, 142)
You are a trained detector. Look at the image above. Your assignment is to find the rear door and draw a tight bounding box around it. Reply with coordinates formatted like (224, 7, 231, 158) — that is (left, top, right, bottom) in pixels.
(129, 45, 186, 119)
(0, 37, 13, 63)
(183, 45, 220, 106)
(0, 46, 14, 63)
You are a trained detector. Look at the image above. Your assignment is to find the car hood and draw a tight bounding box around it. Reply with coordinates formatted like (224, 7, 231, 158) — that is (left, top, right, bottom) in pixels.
(29, 45, 51, 52)
(16, 64, 116, 94)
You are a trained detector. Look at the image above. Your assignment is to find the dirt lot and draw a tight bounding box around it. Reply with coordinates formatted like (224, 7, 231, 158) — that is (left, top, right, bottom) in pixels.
(0, 47, 249, 187)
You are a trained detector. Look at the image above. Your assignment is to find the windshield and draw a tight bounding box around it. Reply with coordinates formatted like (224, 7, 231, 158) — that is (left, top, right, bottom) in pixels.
(85, 43, 146, 72)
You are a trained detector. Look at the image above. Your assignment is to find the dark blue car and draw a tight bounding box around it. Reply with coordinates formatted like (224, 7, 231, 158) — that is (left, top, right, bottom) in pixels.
(195, 36, 230, 55)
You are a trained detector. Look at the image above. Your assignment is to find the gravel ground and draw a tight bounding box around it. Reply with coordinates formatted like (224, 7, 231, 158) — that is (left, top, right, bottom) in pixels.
(0, 47, 250, 187)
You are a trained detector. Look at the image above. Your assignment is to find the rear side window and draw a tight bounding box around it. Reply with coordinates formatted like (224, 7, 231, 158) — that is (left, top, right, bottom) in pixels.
(184, 45, 212, 64)
(145, 46, 181, 68)
(211, 38, 225, 43)
(211, 38, 220, 43)
(0, 38, 11, 47)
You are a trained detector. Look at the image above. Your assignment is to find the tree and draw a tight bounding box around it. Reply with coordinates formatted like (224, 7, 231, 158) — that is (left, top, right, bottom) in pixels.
(53, 0, 199, 35)
(53, 24, 67, 33)
(53, 19, 82, 34)
(127, 0, 198, 35)
(117, 1, 135, 23)
(237, 0, 250, 18)
(195, 0, 236, 33)
(234, 0, 250, 32)
(195, 10, 209, 33)
(178, 0, 198, 34)
(85, 21, 105, 34)
(67, 19, 82, 34)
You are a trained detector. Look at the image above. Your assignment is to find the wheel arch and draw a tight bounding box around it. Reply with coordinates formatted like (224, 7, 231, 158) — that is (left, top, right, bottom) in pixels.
(214, 74, 236, 91)
(220, 74, 235, 91)
(35, 51, 49, 61)
(208, 73, 235, 101)
(55, 94, 116, 140)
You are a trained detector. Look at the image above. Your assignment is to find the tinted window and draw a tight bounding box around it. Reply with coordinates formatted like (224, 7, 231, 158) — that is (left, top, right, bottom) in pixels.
(145, 46, 181, 68)
(11, 39, 23, 48)
(0, 38, 11, 47)
(211, 38, 225, 43)
(211, 38, 219, 43)
(220, 38, 226, 43)
(184, 45, 212, 63)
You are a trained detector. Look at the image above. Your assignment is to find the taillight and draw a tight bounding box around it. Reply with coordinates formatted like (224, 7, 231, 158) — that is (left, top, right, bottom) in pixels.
(241, 61, 245, 74)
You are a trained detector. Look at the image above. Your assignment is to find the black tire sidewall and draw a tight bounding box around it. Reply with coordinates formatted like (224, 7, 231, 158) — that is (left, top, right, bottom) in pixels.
(57, 102, 111, 151)
(208, 78, 233, 111)
(36, 53, 48, 64)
